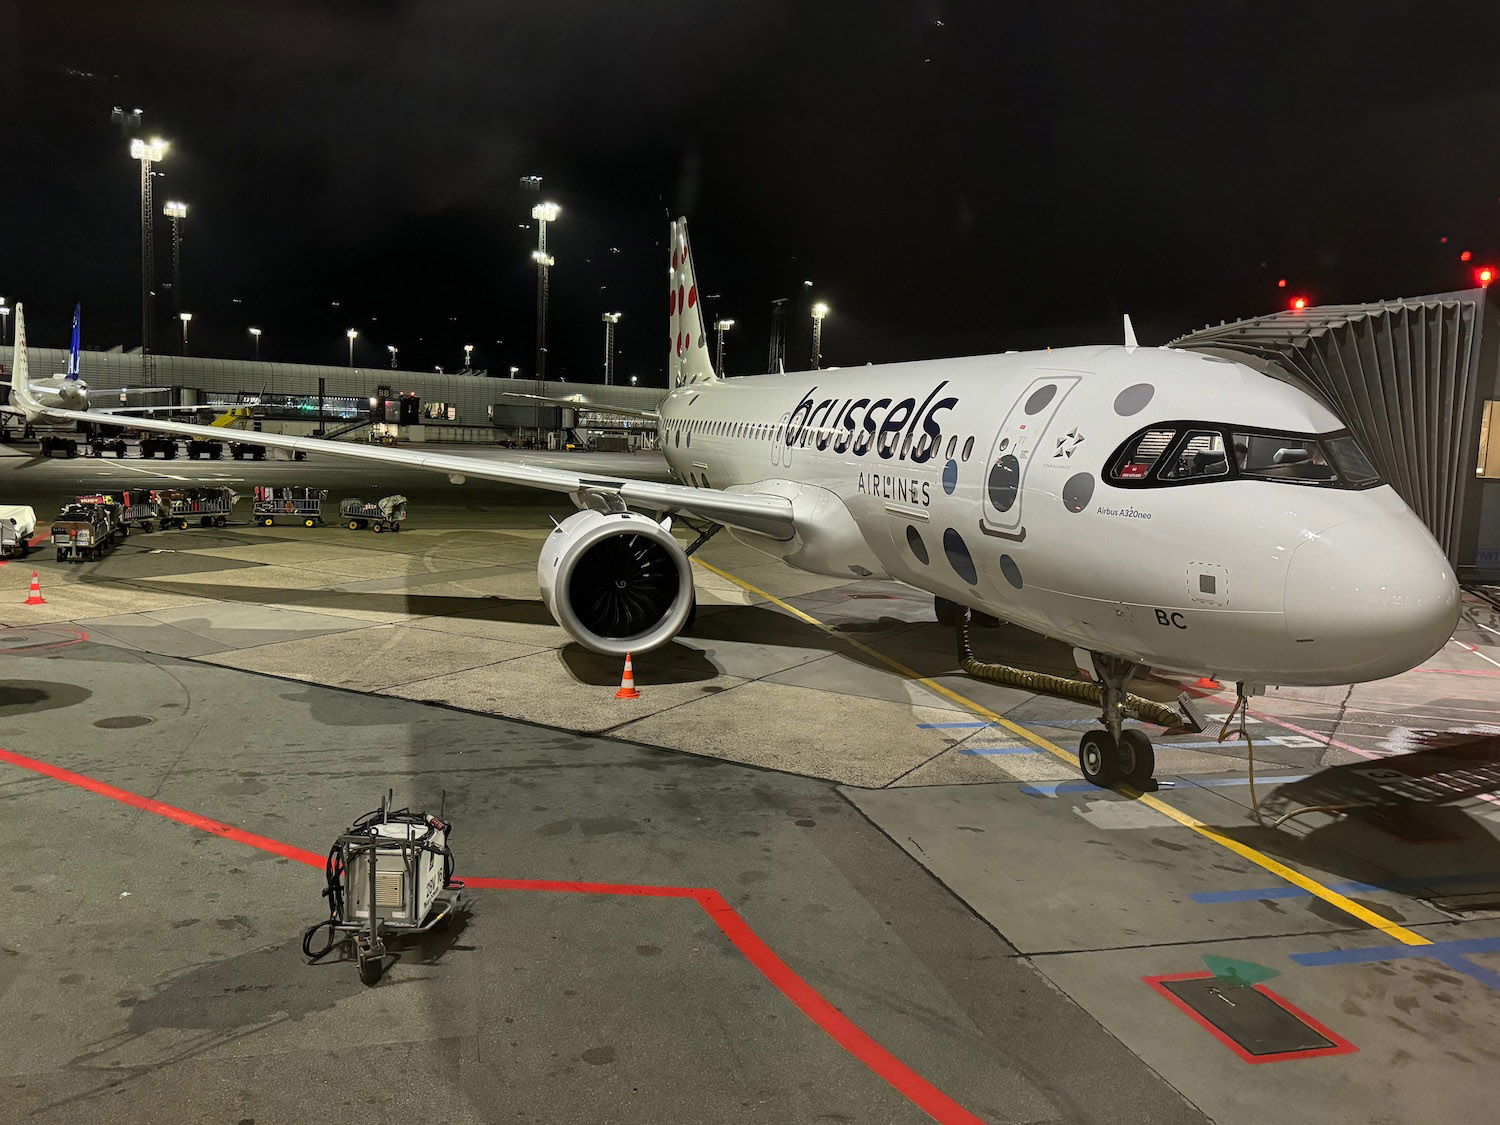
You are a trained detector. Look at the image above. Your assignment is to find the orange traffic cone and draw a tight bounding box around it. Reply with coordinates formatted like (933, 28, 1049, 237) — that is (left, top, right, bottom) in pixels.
(1195, 675, 1222, 690)
(23, 570, 46, 605)
(614, 653, 641, 699)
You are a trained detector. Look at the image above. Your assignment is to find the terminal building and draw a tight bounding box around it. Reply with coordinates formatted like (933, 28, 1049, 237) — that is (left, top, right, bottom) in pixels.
(17, 346, 664, 450)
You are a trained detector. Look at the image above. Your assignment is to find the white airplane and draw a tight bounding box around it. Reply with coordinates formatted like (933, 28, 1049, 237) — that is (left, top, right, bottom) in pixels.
(9, 218, 1461, 786)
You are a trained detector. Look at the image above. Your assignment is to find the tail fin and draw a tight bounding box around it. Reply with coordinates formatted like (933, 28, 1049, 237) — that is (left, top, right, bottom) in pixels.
(668, 217, 718, 388)
(9, 304, 41, 417)
(66, 303, 81, 379)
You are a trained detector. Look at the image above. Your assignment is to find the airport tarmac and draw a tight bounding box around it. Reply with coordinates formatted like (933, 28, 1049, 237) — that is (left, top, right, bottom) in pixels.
(4, 439, 1500, 1123)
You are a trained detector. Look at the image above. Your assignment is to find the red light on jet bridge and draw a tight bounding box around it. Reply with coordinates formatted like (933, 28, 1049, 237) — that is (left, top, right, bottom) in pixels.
(1290, 296, 1308, 311)
(1479, 267, 1495, 287)
(1460, 250, 1472, 262)
(1277, 278, 1286, 288)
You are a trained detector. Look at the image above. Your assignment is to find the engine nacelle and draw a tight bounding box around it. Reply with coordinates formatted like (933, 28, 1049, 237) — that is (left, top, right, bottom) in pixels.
(537, 509, 694, 656)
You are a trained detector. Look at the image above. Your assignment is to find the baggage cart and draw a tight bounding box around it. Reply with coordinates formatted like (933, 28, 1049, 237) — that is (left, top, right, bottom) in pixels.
(253, 486, 328, 527)
(81, 488, 167, 533)
(160, 486, 239, 530)
(0, 505, 37, 559)
(339, 494, 407, 533)
(51, 504, 111, 562)
(75, 496, 127, 543)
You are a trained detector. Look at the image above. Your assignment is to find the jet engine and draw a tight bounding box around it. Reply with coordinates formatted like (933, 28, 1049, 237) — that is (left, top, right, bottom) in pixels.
(537, 509, 695, 656)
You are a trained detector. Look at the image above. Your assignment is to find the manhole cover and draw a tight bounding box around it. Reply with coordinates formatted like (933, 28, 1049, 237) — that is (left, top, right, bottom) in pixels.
(93, 716, 154, 730)
(0, 627, 90, 654)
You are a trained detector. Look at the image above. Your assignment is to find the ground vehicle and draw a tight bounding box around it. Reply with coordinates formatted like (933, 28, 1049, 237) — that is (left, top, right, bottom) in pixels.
(40, 435, 79, 457)
(0, 505, 37, 558)
(160, 486, 238, 529)
(140, 435, 178, 459)
(186, 438, 224, 459)
(81, 489, 166, 533)
(230, 440, 268, 460)
(253, 486, 327, 527)
(51, 503, 111, 562)
(340, 495, 407, 532)
(89, 436, 129, 457)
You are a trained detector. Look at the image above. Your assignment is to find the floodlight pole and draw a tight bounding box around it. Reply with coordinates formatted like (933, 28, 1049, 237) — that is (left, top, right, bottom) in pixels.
(810, 303, 829, 370)
(164, 200, 188, 316)
(130, 138, 168, 373)
(715, 318, 735, 375)
(768, 298, 788, 373)
(601, 312, 621, 385)
(249, 327, 262, 360)
(532, 202, 560, 393)
(346, 328, 358, 367)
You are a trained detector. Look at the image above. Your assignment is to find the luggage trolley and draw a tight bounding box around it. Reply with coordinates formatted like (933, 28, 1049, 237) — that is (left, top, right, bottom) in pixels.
(340, 494, 407, 533)
(302, 792, 463, 985)
(81, 488, 166, 533)
(161, 486, 239, 530)
(253, 486, 328, 528)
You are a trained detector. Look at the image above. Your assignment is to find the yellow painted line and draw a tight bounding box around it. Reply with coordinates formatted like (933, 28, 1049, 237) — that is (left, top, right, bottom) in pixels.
(692, 557, 1433, 947)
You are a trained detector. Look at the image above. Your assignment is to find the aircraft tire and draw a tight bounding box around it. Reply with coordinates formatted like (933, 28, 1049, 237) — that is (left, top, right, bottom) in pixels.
(1078, 730, 1121, 788)
(1118, 729, 1155, 785)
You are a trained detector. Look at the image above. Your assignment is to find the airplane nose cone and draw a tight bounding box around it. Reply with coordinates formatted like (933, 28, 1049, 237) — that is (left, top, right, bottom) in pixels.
(1284, 513, 1459, 682)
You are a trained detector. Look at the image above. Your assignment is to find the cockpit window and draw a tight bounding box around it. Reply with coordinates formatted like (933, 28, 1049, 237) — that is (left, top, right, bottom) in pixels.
(1107, 422, 1382, 490)
(1323, 435, 1380, 486)
(1159, 430, 1228, 480)
(1232, 432, 1334, 483)
(1110, 428, 1177, 480)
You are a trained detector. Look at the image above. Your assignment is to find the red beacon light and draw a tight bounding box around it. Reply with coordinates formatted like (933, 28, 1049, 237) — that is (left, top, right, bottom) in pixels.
(1460, 250, 1472, 262)
(1479, 266, 1495, 287)
(1290, 296, 1308, 311)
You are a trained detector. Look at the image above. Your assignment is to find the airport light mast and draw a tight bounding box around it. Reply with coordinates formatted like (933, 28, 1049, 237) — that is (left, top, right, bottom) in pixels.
(464, 343, 474, 372)
(601, 312, 621, 385)
(346, 327, 358, 367)
(715, 318, 735, 375)
(130, 137, 168, 369)
(248, 326, 262, 359)
(767, 298, 788, 373)
(810, 302, 829, 370)
(532, 201, 560, 393)
(388, 344, 398, 369)
(163, 200, 188, 316)
(178, 311, 192, 354)
(0, 298, 9, 346)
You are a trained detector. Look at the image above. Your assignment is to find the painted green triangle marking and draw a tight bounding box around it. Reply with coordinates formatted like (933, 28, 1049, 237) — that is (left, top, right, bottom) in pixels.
(1202, 955, 1279, 987)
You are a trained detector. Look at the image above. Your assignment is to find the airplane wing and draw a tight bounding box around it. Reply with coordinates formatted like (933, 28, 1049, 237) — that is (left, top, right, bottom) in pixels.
(498, 391, 660, 421)
(25, 401, 795, 539)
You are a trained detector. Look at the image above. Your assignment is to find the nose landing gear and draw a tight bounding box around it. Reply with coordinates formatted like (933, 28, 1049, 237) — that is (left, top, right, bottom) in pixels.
(1077, 653, 1158, 789)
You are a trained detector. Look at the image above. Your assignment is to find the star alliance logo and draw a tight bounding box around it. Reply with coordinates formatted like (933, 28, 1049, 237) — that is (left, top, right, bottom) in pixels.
(1054, 427, 1084, 458)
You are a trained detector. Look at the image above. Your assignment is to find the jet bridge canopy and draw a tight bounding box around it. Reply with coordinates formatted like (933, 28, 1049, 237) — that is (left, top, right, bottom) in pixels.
(1169, 289, 1500, 581)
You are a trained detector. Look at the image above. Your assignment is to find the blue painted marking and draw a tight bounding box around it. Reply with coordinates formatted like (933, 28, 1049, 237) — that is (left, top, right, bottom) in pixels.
(1021, 773, 1307, 798)
(1193, 871, 1500, 904)
(959, 746, 1039, 756)
(1291, 936, 1500, 967)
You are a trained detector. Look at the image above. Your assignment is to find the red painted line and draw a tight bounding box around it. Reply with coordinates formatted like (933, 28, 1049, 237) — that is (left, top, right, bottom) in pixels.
(1143, 971, 1357, 1064)
(1423, 667, 1500, 678)
(0, 747, 325, 868)
(0, 626, 91, 654)
(0, 746, 983, 1125)
(695, 888, 984, 1124)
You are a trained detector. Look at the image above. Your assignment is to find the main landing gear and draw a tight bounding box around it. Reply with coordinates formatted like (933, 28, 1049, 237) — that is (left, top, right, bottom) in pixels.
(1077, 652, 1156, 788)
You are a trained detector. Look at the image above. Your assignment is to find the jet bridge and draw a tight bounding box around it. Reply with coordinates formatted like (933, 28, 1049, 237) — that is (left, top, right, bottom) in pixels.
(1170, 288, 1500, 582)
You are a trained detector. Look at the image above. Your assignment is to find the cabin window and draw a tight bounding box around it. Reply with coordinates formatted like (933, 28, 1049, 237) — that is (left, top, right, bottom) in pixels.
(945, 435, 957, 461)
(900, 430, 914, 459)
(961, 436, 975, 462)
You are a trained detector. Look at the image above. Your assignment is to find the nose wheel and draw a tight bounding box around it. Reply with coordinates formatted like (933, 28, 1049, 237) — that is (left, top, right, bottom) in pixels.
(1079, 653, 1158, 788)
(1078, 728, 1156, 788)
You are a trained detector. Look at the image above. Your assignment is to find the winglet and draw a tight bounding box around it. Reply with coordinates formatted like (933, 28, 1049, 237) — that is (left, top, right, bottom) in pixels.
(1123, 314, 1139, 349)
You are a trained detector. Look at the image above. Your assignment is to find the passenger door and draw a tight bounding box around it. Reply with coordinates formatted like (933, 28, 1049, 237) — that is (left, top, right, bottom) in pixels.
(980, 373, 1082, 535)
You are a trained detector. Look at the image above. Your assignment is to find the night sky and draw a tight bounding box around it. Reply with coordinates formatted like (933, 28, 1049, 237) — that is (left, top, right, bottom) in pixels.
(5, 1, 1500, 386)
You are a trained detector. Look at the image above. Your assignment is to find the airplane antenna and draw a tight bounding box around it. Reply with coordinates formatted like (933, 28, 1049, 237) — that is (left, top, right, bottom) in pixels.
(1123, 315, 1139, 349)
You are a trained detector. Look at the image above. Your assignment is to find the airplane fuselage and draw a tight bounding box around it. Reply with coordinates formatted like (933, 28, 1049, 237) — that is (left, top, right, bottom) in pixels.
(656, 344, 1459, 687)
